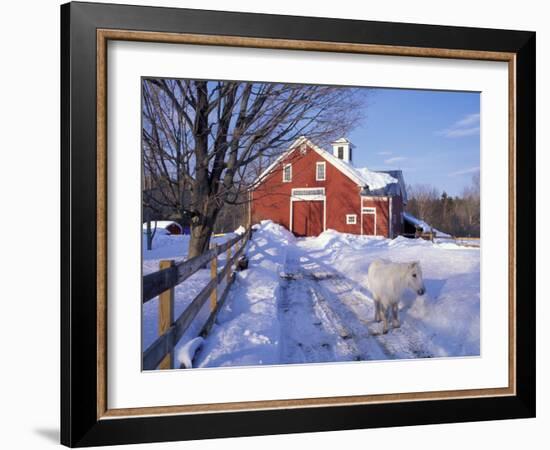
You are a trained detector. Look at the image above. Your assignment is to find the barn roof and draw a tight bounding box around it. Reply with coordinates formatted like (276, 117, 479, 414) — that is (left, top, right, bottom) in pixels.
(331, 137, 353, 145)
(367, 170, 408, 203)
(252, 136, 402, 194)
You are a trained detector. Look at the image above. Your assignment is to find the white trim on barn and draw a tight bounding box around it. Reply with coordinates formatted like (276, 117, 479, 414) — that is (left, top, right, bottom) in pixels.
(282, 163, 292, 182)
(289, 187, 326, 233)
(361, 206, 377, 236)
(361, 195, 389, 201)
(316, 161, 326, 181)
(253, 136, 370, 189)
(331, 137, 354, 164)
(346, 214, 357, 225)
(291, 187, 326, 200)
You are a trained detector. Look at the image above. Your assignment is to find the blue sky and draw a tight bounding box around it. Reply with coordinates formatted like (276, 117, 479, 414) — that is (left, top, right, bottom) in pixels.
(348, 88, 480, 197)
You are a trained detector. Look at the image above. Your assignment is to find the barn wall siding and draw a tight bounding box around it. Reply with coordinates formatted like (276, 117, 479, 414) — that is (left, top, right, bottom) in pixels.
(391, 195, 404, 237)
(324, 156, 362, 235)
(251, 147, 307, 230)
(251, 186, 291, 230)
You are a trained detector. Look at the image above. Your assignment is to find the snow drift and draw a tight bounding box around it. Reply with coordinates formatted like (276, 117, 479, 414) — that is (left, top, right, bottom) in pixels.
(194, 221, 295, 367)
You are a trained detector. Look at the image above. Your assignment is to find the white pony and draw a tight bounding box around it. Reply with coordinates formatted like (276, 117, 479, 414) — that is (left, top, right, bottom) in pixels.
(366, 259, 426, 334)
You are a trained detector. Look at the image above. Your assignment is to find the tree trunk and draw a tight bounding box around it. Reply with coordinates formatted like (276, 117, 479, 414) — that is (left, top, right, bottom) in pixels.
(186, 81, 215, 260)
(146, 220, 152, 251)
(188, 220, 216, 259)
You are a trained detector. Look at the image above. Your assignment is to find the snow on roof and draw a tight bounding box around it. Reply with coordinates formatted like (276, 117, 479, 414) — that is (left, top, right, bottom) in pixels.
(252, 136, 398, 192)
(403, 212, 431, 232)
(403, 212, 450, 237)
(379, 170, 408, 203)
(354, 167, 397, 191)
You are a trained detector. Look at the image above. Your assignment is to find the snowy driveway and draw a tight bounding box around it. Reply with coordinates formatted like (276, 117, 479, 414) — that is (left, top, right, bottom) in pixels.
(279, 242, 434, 364)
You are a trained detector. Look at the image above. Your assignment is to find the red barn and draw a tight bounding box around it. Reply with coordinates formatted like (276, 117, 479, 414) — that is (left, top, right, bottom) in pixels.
(250, 137, 407, 238)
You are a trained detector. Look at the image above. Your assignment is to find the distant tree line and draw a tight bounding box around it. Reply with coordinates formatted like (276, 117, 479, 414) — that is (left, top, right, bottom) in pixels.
(406, 173, 480, 238)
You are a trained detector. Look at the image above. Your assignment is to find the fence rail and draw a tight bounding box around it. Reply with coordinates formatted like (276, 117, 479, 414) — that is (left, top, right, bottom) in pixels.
(402, 231, 480, 247)
(142, 229, 250, 370)
(142, 232, 244, 303)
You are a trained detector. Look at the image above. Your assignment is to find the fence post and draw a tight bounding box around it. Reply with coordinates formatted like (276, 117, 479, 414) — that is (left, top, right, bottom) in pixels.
(210, 242, 218, 311)
(158, 259, 175, 369)
(227, 245, 232, 283)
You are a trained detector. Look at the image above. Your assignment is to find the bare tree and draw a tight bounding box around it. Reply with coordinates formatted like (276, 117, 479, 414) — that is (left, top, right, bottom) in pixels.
(142, 78, 366, 258)
(458, 172, 481, 236)
(406, 174, 480, 237)
(144, 220, 158, 251)
(406, 184, 440, 224)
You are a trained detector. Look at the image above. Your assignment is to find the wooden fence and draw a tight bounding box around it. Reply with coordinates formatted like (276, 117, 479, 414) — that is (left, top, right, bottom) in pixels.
(402, 230, 480, 247)
(447, 236, 480, 248)
(142, 229, 250, 370)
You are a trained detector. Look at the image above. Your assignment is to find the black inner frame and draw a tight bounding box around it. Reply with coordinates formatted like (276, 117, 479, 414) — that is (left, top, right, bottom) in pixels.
(61, 2, 536, 447)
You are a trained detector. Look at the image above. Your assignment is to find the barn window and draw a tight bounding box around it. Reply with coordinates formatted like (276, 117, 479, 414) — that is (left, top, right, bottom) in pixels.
(316, 162, 326, 181)
(346, 214, 357, 225)
(292, 188, 325, 197)
(283, 164, 292, 182)
(338, 146, 344, 159)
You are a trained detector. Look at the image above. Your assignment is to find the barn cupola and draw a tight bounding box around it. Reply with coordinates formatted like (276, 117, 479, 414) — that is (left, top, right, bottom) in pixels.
(331, 138, 354, 165)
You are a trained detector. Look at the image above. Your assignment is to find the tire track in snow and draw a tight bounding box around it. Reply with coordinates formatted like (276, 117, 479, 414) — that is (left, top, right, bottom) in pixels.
(278, 253, 361, 364)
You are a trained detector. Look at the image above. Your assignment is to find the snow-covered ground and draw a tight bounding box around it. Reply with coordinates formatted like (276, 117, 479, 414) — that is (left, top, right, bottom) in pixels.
(142, 221, 480, 369)
(142, 232, 236, 357)
(194, 222, 293, 367)
(190, 221, 480, 368)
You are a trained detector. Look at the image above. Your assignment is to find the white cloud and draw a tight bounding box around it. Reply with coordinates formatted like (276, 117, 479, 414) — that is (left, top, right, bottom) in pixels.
(449, 166, 480, 177)
(442, 127, 480, 138)
(436, 113, 480, 138)
(455, 113, 480, 127)
(384, 156, 407, 165)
